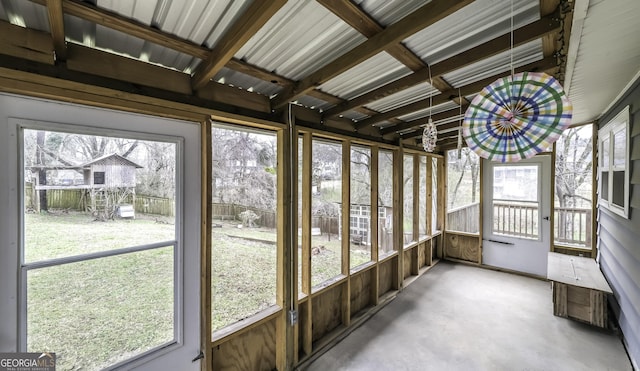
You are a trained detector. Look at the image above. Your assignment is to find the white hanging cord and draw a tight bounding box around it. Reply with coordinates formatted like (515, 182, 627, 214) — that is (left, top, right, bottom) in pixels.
(428, 63, 433, 120)
(509, 0, 515, 111)
(457, 88, 463, 160)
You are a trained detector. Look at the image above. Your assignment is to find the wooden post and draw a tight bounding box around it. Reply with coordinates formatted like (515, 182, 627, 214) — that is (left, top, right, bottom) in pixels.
(551, 144, 557, 253)
(341, 140, 351, 327)
(200, 119, 212, 371)
(425, 156, 432, 266)
(436, 156, 445, 234)
(370, 146, 380, 305)
(301, 132, 313, 356)
(276, 113, 295, 371)
(426, 155, 433, 238)
(412, 154, 419, 244)
(590, 123, 597, 258)
(394, 147, 403, 290)
(477, 158, 484, 264)
(409, 154, 419, 275)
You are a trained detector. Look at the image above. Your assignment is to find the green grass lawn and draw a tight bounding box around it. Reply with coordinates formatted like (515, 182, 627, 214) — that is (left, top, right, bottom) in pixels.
(24, 212, 375, 369)
(25, 212, 175, 371)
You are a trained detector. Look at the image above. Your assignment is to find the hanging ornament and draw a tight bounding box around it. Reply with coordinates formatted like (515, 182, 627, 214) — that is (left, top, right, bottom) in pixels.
(422, 63, 437, 153)
(422, 118, 437, 152)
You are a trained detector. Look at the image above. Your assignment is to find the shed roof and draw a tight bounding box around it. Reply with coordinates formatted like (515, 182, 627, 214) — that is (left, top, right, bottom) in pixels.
(81, 153, 143, 169)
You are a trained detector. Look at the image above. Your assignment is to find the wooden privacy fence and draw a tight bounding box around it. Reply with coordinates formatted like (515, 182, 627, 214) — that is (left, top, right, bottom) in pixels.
(135, 196, 175, 217)
(446, 202, 479, 233)
(25, 184, 175, 217)
(212, 203, 277, 229)
(295, 215, 340, 237)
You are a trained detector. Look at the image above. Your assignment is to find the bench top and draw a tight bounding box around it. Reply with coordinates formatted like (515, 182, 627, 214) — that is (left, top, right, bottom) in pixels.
(547, 252, 613, 293)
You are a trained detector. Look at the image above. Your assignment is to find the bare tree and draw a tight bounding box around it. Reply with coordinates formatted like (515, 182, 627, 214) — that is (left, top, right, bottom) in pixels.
(448, 148, 479, 208)
(555, 126, 593, 208)
(35, 131, 48, 212)
(212, 127, 277, 211)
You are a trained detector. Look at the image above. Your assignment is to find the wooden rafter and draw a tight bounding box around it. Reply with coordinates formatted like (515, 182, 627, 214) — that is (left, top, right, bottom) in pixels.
(325, 13, 561, 121)
(191, 0, 288, 90)
(317, 0, 424, 73)
(381, 57, 557, 137)
(31, 0, 210, 59)
(271, 0, 475, 110)
(45, 0, 66, 60)
(28, 0, 297, 91)
(317, 0, 455, 103)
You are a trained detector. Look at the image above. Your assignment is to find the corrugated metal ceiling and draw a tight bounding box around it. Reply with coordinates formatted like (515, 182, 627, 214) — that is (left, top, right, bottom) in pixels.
(405, 0, 539, 65)
(2, 0, 636, 136)
(443, 39, 543, 88)
(235, 0, 366, 81)
(318, 51, 411, 100)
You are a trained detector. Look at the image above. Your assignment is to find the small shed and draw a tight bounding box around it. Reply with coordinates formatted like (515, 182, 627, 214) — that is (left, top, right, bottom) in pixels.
(81, 153, 143, 188)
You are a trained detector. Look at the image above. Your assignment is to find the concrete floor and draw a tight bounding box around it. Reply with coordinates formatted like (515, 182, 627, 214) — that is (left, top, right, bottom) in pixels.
(304, 261, 632, 371)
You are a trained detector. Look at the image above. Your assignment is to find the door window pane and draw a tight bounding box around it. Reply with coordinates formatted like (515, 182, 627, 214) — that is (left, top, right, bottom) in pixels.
(24, 130, 176, 262)
(492, 165, 538, 202)
(23, 128, 178, 370)
(492, 165, 539, 239)
(27, 247, 174, 370)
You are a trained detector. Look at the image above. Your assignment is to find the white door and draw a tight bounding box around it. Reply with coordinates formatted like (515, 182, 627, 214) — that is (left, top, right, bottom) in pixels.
(0, 94, 201, 371)
(482, 155, 551, 277)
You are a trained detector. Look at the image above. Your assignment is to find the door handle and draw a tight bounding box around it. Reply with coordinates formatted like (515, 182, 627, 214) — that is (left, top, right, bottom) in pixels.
(483, 238, 514, 245)
(543, 216, 550, 221)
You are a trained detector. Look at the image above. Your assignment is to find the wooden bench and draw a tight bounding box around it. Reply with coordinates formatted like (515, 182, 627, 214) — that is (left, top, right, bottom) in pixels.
(547, 252, 613, 328)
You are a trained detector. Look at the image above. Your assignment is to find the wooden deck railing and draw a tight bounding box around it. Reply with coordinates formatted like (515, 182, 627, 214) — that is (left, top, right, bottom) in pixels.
(446, 202, 479, 233)
(493, 200, 539, 239)
(554, 206, 591, 247)
(446, 202, 591, 247)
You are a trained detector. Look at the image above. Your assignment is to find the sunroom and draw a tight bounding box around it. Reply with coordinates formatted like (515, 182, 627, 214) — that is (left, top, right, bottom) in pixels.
(0, 0, 638, 370)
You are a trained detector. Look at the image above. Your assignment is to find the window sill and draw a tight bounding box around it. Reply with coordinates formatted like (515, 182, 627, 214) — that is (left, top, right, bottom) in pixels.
(212, 305, 281, 346)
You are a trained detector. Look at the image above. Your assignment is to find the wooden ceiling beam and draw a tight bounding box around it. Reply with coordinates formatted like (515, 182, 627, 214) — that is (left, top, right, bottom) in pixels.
(29, 0, 298, 92)
(0, 53, 278, 124)
(378, 56, 557, 135)
(317, 0, 424, 72)
(0, 20, 54, 65)
(317, 0, 454, 105)
(46, 0, 66, 60)
(48, 0, 210, 59)
(191, 0, 287, 90)
(324, 13, 560, 119)
(271, 0, 475, 110)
